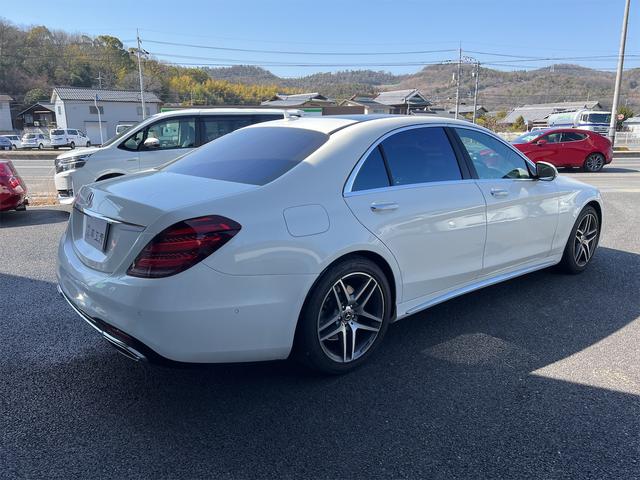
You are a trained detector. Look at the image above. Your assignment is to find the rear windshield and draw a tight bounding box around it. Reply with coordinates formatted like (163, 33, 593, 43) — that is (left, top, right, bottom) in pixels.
(164, 127, 329, 185)
(51, 129, 64, 135)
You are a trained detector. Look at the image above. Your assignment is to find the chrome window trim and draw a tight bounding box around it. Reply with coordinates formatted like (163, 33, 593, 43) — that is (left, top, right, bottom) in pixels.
(452, 124, 538, 177)
(343, 122, 465, 196)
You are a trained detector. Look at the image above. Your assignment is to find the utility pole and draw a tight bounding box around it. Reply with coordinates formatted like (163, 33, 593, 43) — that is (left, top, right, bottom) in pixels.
(472, 62, 480, 124)
(454, 45, 462, 119)
(136, 29, 147, 120)
(96, 72, 102, 89)
(608, 0, 631, 145)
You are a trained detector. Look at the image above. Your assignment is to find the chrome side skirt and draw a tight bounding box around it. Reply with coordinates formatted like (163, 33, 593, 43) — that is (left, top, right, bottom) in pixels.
(401, 259, 559, 318)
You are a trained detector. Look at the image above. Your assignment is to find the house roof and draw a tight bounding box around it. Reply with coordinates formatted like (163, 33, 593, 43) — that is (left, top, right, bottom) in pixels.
(341, 96, 392, 110)
(500, 101, 602, 124)
(16, 102, 55, 117)
(0, 95, 13, 102)
(449, 105, 488, 114)
(52, 87, 162, 103)
(374, 89, 430, 106)
(261, 92, 334, 107)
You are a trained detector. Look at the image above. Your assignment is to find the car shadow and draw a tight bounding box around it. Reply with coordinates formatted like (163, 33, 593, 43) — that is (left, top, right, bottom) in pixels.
(0, 207, 69, 228)
(2, 246, 640, 478)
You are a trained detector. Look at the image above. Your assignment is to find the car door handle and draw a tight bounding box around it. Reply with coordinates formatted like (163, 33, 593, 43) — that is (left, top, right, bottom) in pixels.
(490, 188, 509, 197)
(370, 202, 399, 212)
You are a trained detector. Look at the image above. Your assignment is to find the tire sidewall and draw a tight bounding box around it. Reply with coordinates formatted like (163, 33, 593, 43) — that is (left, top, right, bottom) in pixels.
(562, 206, 600, 273)
(295, 257, 392, 374)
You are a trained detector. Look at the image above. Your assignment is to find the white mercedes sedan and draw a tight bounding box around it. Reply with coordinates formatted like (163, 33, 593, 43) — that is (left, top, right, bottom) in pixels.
(57, 115, 602, 373)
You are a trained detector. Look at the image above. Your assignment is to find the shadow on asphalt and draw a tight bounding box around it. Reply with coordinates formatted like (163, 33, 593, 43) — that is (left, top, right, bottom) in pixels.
(2, 246, 640, 478)
(0, 207, 69, 228)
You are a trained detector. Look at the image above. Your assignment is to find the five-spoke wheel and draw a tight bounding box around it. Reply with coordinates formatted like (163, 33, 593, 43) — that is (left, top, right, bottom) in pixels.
(295, 256, 391, 374)
(559, 205, 600, 273)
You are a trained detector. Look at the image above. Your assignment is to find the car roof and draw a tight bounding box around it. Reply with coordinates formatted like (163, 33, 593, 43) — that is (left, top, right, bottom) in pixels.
(246, 114, 482, 135)
(152, 108, 301, 118)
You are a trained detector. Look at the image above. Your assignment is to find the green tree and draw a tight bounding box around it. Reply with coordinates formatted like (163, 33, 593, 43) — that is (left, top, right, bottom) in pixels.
(512, 115, 526, 131)
(23, 88, 49, 105)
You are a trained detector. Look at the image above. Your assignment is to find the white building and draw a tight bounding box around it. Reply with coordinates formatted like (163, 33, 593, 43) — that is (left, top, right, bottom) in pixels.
(0, 95, 13, 132)
(51, 87, 162, 144)
(622, 116, 640, 133)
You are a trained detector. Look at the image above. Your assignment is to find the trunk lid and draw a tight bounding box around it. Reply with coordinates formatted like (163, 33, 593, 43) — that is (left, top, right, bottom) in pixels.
(70, 171, 257, 273)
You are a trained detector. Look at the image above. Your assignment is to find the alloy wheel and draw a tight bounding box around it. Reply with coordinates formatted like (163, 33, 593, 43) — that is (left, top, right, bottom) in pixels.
(574, 213, 598, 267)
(585, 153, 604, 172)
(317, 272, 384, 363)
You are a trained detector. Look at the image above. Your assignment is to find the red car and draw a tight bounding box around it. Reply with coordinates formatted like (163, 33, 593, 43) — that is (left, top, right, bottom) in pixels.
(0, 160, 28, 211)
(512, 128, 613, 172)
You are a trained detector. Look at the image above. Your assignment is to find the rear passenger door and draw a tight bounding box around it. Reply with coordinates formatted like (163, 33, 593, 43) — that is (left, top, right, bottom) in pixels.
(559, 131, 588, 166)
(344, 126, 487, 302)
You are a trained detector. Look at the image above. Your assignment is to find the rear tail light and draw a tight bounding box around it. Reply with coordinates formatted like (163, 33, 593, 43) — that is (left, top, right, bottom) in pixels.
(8, 176, 20, 189)
(127, 215, 241, 278)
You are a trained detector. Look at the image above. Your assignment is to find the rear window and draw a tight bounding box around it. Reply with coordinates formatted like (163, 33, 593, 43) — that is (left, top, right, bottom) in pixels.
(164, 127, 329, 186)
(51, 130, 64, 135)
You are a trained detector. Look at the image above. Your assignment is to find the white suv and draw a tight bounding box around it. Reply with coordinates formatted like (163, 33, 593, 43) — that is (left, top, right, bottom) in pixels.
(50, 129, 91, 149)
(3, 135, 22, 149)
(54, 108, 301, 204)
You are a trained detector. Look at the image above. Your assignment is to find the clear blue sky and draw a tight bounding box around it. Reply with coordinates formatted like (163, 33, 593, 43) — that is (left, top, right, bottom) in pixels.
(2, 0, 637, 77)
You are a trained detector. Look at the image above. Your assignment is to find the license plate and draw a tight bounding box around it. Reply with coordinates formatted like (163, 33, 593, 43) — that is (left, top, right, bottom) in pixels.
(84, 215, 110, 251)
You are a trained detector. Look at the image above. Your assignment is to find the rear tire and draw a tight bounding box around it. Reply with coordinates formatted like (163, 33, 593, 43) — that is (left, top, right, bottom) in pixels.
(558, 206, 600, 274)
(86, 141, 91, 147)
(70, 142, 75, 149)
(584, 153, 605, 172)
(38, 143, 44, 150)
(11, 144, 17, 150)
(294, 256, 392, 374)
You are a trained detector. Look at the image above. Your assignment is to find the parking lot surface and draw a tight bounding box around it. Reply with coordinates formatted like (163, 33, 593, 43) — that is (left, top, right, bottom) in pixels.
(1, 157, 639, 479)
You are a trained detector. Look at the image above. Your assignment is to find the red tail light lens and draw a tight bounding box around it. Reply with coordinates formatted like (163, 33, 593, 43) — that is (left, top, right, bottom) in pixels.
(8, 176, 20, 189)
(127, 215, 241, 278)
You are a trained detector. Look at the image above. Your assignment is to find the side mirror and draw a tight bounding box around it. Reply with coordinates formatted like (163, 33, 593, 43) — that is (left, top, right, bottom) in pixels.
(143, 137, 160, 149)
(535, 139, 547, 146)
(536, 161, 557, 181)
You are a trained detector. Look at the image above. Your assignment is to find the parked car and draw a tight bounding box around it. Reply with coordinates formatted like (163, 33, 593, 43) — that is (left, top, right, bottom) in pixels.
(0, 160, 28, 211)
(57, 116, 602, 373)
(0, 136, 12, 151)
(54, 108, 303, 204)
(21, 133, 51, 150)
(50, 128, 91, 149)
(512, 128, 613, 172)
(2, 134, 22, 150)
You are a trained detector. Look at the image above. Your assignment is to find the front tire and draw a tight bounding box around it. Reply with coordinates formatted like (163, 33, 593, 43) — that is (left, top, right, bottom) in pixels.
(11, 144, 17, 150)
(38, 143, 44, 150)
(294, 256, 392, 374)
(86, 141, 91, 147)
(558, 206, 600, 274)
(584, 153, 605, 172)
(70, 142, 75, 149)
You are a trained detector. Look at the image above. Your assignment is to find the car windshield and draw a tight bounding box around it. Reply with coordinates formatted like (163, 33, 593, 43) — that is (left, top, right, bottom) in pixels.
(164, 126, 329, 186)
(51, 130, 64, 135)
(24, 134, 36, 139)
(512, 131, 544, 144)
(587, 113, 611, 123)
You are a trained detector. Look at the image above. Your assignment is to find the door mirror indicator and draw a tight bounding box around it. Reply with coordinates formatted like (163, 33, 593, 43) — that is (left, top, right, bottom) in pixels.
(536, 161, 557, 181)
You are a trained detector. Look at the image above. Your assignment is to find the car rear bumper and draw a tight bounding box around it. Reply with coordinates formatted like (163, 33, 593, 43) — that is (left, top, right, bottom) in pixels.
(57, 230, 316, 363)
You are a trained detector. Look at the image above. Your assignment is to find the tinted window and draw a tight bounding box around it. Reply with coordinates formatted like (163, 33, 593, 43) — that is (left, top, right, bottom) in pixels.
(165, 127, 328, 186)
(51, 129, 64, 135)
(542, 132, 562, 143)
(352, 146, 390, 191)
(562, 132, 587, 142)
(380, 127, 461, 186)
(68, 129, 77, 135)
(201, 116, 254, 144)
(455, 128, 530, 180)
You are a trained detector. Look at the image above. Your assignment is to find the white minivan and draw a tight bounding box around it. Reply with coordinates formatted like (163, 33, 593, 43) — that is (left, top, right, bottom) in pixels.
(50, 128, 91, 149)
(54, 108, 301, 204)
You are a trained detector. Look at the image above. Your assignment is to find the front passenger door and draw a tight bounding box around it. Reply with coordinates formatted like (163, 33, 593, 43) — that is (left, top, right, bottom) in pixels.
(454, 127, 559, 275)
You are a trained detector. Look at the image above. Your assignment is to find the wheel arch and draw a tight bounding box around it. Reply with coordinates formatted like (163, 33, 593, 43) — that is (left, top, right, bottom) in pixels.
(95, 172, 126, 182)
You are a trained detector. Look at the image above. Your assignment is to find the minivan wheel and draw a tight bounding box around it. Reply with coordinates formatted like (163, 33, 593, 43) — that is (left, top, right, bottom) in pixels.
(558, 206, 600, 274)
(70, 142, 75, 149)
(38, 143, 44, 150)
(86, 141, 91, 147)
(11, 144, 17, 150)
(584, 153, 605, 172)
(295, 256, 392, 374)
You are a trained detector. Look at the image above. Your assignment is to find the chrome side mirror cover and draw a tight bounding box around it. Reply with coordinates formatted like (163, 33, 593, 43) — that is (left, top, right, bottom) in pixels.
(536, 161, 558, 181)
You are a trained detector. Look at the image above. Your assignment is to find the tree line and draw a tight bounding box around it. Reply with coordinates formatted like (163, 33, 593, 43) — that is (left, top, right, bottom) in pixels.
(0, 19, 288, 108)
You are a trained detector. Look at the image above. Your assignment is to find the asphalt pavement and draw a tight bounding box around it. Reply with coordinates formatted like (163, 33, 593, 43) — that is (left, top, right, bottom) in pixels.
(1, 159, 639, 479)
